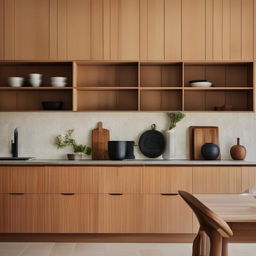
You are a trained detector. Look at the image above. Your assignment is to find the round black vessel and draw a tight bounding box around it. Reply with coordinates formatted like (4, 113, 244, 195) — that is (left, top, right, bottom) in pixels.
(201, 143, 220, 160)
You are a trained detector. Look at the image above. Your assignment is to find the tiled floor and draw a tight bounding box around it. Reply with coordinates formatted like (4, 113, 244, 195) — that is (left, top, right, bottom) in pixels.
(0, 242, 256, 256)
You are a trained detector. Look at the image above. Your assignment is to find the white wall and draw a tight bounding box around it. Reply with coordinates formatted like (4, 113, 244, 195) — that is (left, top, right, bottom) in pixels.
(0, 112, 255, 160)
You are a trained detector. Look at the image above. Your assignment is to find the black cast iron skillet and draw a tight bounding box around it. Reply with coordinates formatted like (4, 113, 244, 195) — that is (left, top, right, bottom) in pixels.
(139, 124, 165, 158)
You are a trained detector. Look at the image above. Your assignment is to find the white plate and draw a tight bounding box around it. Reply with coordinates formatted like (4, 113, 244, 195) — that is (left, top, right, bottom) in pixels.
(190, 81, 212, 87)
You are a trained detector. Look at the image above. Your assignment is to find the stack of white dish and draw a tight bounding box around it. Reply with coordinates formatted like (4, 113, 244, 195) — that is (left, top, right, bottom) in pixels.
(189, 80, 212, 87)
(51, 77, 67, 87)
(8, 77, 24, 87)
(29, 73, 42, 87)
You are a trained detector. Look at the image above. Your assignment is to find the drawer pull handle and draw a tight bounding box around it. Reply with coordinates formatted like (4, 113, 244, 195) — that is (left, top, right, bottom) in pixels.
(108, 193, 123, 196)
(61, 193, 75, 196)
(160, 193, 178, 196)
(9, 192, 25, 195)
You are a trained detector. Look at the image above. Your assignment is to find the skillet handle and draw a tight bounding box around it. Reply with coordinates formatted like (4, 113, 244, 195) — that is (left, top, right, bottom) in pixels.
(151, 124, 156, 130)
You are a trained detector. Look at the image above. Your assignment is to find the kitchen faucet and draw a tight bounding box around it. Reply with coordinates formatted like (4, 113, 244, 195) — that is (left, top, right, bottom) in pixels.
(11, 128, 18, 158)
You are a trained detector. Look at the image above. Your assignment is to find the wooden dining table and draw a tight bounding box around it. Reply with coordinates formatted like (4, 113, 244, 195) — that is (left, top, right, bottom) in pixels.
(196, 194, 256, 242)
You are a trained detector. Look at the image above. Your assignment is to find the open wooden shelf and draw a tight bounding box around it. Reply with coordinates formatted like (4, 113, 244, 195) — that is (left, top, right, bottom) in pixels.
(75, 62, 138, 87)
(140, 62, 182, 87)
(0, 87, 72, 90)
(140, 90, 182, 111)
(0, 90, 72, 111)
(184, 62, 253, 87)
(184, 90, 253, 111)
(140, 87, 182, 90)
(184, 87, 253, 90)
(75, 89, 138, 111)
(0, 61, 254, 112)
(74, 87, 138, 90)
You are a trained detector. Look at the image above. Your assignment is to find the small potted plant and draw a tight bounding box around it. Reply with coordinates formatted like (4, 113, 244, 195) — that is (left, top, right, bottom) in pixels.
(55, 129, 91, 160)
(163, 112, 185, 160)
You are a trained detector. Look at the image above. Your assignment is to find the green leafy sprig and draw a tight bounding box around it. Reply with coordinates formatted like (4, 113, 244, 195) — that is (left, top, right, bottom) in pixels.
(167, 112, 185, 130)
(55, 129, 91, 155)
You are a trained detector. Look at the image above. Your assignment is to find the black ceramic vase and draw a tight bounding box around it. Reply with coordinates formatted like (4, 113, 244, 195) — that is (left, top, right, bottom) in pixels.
(201, 143, 220, 160)
(108, 141, 127, 160)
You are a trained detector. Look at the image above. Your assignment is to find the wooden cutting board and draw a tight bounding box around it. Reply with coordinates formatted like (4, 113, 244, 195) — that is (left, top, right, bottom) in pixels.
(92, 122, 110, 160)
(189, 126, 220, 160)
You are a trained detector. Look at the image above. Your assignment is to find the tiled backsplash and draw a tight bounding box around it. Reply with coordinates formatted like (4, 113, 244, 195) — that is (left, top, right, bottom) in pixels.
(0, 112, 254, 160)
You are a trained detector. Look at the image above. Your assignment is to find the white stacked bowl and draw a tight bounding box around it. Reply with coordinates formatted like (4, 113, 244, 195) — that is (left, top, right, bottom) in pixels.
(51, 77, 67, 87)
(8, 77, 24, 87)
(29, 73, 42, 87)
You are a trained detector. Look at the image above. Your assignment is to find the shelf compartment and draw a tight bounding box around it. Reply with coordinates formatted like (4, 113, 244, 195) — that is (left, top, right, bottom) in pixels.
(140, 90, 182, 111)
(184, 87, 253, 90)
(140, 87, 182, 90)
(0, 62, 73, 87)
(0, 90, 72, 111)
(76, 89, 138, 111)
(0, 87, 72, 91)
(75, 87, 138, 91)
(75, 62, 138, 87)
(140, 62, 182, 87)
(184, 62, 253, 87)
(184, 90, 253, 111)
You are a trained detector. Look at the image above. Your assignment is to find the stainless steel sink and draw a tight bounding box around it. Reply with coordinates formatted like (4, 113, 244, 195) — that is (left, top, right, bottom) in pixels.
(0, 157, 35, 161)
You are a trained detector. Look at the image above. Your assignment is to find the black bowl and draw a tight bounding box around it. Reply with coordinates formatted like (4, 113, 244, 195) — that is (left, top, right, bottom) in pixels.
(108, 141, 127, 160)
(42, 101, 63, 110)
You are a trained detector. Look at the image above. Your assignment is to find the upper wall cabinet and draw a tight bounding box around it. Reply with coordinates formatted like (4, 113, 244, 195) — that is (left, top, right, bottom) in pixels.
(140, 0, 182, 60)
(108, 0, 140, 60)
(205, 0, 254, 60)
(0, 0, 4, 60)
(182, 0, 206, 60)
(0, 0, 255, 61)
(4, 0, 51, 60)
(57, 0, 140, 60)
(57, 0, 104, 60)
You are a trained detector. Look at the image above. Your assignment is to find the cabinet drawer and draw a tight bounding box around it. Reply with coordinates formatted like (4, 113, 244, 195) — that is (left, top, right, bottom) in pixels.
(3, 193, 45, 233)
(45, 166, 100, 193)
(0, 166, 44, 193)
(45, 194, 98, 233)
(100, 167, 142, 193)
(142, 167, 192, 193)
(241, 167, 256, 193)
(193, 167, 242, 193)
(98, 194, 142, 233)
(141, 194, 193, 233)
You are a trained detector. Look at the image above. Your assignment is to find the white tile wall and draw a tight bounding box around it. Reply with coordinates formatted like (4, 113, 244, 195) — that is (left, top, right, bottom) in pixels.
(0, 112, 254, 160)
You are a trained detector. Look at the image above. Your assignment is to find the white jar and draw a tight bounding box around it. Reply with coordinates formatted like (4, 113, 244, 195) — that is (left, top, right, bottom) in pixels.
(162, 129, 176, 160)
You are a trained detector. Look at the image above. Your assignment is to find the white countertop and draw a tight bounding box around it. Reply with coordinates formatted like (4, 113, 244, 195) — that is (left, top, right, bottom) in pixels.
(0, 159, 255, 166)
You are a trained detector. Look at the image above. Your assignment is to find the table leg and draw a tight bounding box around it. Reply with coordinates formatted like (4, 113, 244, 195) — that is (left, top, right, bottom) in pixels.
(222, 238, 228, 256)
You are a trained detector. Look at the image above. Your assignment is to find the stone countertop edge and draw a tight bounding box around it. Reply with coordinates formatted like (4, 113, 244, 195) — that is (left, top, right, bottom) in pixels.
(0, 159, 255, 166)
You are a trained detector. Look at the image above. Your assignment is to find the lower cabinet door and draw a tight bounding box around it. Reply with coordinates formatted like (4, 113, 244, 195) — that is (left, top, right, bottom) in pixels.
(3, 193, 45, 233)
(0, 194, 4, 232)
(98, 194, 142, 233)
(45, 194, 98, 233)
(141, 194, 193, 233)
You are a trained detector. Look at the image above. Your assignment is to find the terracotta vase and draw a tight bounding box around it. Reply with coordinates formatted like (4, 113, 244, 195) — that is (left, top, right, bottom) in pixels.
(230, 138, 246, 160)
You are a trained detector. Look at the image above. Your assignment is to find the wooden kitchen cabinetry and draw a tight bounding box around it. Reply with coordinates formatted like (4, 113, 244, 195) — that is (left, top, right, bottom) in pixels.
(0, 165, 251, 235)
